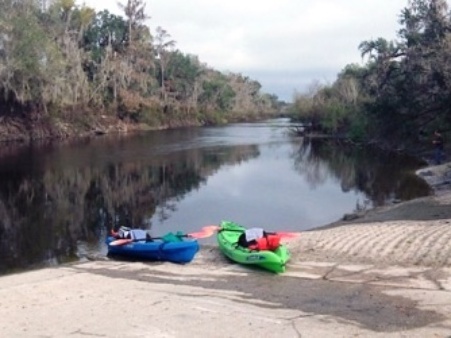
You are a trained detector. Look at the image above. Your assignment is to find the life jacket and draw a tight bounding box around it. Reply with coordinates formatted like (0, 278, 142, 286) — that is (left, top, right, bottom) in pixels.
(248, 234, 281, 251)
(238, 228, 281, 251)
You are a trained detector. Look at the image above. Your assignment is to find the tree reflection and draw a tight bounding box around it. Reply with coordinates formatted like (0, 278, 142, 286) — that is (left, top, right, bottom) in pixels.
(0, 141, 258, 275)
(292, 138, 431, 208)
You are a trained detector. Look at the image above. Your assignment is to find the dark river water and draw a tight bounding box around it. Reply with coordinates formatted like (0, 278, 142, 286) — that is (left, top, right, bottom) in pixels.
(0, 118, 431, 275)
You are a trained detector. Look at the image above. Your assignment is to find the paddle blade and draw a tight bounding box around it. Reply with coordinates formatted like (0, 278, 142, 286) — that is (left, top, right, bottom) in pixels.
(109, 238, 133, 246)
(188, 225, 220, 239)
(277, 231, 301, 240)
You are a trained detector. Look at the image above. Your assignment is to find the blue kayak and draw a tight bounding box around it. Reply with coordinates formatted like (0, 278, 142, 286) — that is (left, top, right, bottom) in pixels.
(105, 235, 199, 264)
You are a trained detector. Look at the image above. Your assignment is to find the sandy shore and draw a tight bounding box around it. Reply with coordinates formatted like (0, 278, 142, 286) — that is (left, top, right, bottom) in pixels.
(0, 162, 450, 337)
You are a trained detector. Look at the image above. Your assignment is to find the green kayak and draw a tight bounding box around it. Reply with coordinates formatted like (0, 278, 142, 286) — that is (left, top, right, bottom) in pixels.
(216, 220, 290, 273)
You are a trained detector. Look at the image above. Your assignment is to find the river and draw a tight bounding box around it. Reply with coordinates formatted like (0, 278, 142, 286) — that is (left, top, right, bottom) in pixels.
(0, 118, 430, 275)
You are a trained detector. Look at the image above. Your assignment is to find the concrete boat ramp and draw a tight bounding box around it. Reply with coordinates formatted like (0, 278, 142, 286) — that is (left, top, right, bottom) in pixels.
(1, 254, 450, 338)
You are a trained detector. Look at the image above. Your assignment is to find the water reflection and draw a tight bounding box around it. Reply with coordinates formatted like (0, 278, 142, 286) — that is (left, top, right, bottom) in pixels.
(294, 139, 431, 208)
(0, 136, 260, 275)
(0, 121, 431, 275)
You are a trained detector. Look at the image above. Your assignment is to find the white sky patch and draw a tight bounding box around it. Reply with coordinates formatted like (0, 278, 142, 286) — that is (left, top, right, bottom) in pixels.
(76, 0, 408, 101)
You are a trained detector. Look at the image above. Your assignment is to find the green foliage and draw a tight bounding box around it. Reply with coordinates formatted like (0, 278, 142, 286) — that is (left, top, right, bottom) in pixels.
(0, 1, 53, 103)
(322, 103, 347, 134)
(199, 75, 236, 112)
(0, 0, 273, 133)
(293, 0, 451, 149)
(292, 78, 362, 136)
(159, 50, 201, 101)
(217, 84, 236, 111)
(347, 113, 368, 143)
(83, 10, 128, 63)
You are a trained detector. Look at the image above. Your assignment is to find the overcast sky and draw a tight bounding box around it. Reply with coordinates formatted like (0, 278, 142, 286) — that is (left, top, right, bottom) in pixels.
(76, 0, 408, 102)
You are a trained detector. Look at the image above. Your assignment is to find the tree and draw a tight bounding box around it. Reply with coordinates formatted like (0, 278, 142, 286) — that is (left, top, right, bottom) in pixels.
(0, 0, 52, 108)
(154, 26, 176, 103)
(324, 0, 451, 145)
(116, 0, 156, 115)
(117, 0, 149, 48)
(0, 0, 280, 138)
(164, 51, 202, 114)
